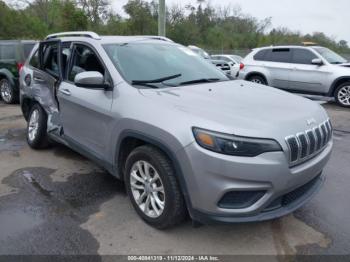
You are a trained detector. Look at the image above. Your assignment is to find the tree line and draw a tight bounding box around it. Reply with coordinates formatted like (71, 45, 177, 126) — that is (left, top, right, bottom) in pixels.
(1, 0, 349, 53)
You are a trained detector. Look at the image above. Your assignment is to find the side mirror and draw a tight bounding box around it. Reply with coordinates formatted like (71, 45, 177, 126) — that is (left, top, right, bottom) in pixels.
(311, 58, 323, 66)
(74, 71, 111, 89)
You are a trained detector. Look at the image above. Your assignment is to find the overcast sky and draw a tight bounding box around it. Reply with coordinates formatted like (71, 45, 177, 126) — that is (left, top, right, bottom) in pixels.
(111, 0, 350, 43)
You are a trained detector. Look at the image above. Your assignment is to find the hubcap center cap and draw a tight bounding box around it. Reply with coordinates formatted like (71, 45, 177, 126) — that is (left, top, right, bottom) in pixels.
(144, 182, 152, 194)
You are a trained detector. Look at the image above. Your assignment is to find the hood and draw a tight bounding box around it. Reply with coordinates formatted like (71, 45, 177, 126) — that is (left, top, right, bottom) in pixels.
(139, 80, 328, 139)
(339, 62, 350, 68)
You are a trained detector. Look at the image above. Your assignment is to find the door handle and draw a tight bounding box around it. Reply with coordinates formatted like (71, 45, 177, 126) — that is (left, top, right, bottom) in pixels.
(33, 77, 44, 82)
(60, 89, 71, 96)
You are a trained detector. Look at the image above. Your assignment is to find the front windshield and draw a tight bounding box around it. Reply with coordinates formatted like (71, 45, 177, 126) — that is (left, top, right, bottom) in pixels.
(103, 42, 229, 87)
(312, 47, 347, 64)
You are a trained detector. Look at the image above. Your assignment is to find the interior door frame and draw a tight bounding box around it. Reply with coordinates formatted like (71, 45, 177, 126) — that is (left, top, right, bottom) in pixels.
(38, 39, 63, 82)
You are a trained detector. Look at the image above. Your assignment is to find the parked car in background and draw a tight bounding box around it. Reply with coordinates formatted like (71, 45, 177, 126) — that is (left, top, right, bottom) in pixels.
(188, 45, 211, 60)
(210, 59, 232, 76)
(188, 45, 232, 76)
(211, 54, 244, 78)
(0, 40, 36, 104)
(239, 45, 350, 107)
(20, 32, 332, 229)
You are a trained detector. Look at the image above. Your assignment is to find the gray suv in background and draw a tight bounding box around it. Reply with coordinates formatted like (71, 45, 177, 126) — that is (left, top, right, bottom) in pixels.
(20, 32, 332, 229)
(0, 40, 36, 103)
(239, 46, 350, 107)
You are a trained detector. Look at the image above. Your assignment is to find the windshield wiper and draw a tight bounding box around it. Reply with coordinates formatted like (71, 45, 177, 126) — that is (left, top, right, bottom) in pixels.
(131, 74, 182, 85)
(177, 78, 221, 86)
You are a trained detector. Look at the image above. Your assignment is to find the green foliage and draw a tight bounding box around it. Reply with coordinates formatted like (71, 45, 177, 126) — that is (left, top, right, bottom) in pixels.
(0, 0, 87, 39)
(0, 0, 348, 54)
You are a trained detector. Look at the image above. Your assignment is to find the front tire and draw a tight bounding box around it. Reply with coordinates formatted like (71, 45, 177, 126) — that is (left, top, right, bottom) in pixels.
(125, 145, 186, 229)
(0, 78, 17, 104)
(248, 75, 267, 85)
(27, 104, 50, 149)
(335, 82, 350, 108)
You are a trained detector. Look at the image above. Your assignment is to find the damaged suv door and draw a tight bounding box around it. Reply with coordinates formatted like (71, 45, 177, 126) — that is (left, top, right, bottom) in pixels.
(21, 40, 63, 148)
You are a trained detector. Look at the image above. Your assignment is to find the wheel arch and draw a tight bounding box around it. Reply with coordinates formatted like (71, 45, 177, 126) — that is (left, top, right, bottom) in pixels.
(245, 71, 269, 85)
(115, 130, 193, 210)
(0, 69, 15, 86)
(328, 76, 350, 97)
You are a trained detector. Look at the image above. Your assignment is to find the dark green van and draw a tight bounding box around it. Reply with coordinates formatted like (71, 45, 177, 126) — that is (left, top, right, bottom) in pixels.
(0, 40, 36, 104)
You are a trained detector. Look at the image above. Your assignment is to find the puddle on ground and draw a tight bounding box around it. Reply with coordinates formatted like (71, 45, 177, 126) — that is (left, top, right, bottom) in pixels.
(270, 215, 331, 256)
(0, 167, 125, 255)
(0, 210, 44, 241)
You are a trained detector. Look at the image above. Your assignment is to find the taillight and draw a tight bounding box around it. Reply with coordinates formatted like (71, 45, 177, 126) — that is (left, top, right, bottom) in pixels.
(17, 62, 24, 73)
(239, 63, 245, 70)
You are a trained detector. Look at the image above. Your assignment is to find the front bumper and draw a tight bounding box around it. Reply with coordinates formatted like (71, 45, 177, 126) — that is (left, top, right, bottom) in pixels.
(176, 140, 332, 223)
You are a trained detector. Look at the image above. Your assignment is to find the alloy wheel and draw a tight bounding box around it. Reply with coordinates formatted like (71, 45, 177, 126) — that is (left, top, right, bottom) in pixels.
(28, 109, 40, 142)
(0, 80, 12, 103)
(251, 78, 263, 84)
(130, 160, 165, 218)
(338, 85, 350, 106)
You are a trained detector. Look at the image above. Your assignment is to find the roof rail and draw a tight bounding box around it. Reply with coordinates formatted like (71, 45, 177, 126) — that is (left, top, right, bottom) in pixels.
(45, 31, 101, 40)
(136, 35, 173, 42)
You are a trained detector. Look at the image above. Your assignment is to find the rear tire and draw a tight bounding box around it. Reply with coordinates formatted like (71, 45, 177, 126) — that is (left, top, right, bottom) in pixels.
(248, 75, 267, 85)
(125, 145, 186, 229)
(0, 78, 17, 104)
(26, 104, 50, 149)
(334, 82, 350, 108)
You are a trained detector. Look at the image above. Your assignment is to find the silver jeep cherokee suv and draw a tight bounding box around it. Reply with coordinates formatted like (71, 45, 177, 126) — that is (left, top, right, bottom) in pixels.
(20, 32, 333, 229)
(239, 45, 350, 107)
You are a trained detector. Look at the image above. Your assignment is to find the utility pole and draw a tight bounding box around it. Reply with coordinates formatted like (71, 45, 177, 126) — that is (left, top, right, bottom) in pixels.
(158, 0, 166, 36)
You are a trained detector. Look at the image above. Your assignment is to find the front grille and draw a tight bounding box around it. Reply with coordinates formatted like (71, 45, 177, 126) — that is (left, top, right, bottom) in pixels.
(285, 119, 332, 166)
(215, 63, 230, 72)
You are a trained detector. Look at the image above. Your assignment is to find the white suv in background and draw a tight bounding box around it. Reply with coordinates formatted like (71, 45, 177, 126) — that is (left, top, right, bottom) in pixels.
(239, 46, 350, 107)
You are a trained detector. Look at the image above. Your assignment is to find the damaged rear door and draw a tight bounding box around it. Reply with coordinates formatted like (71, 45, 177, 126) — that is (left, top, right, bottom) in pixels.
(30, 39, 62, 131)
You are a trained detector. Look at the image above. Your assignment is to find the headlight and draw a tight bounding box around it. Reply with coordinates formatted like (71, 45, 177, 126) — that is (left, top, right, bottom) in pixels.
(192, 127, 282, 157)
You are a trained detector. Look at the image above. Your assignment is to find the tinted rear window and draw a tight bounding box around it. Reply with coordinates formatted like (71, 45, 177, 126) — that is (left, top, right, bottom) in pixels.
(23, 43, 35, 59)
(266, 48, 291, 63)
(0, 45, 16, 60)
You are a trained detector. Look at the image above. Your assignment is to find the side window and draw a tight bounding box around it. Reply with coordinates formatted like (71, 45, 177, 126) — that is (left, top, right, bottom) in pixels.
(268, 48, 291, 63)
(29, 50, 39, 68)
(68, 44, 105, 82)
(253, 49, 268, 61)
(291, 49, 318, 64)
(0, 45, 16, 60)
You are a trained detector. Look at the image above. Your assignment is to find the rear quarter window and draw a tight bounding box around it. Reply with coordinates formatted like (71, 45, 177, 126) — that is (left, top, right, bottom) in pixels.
(253, 49, 269, 61)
